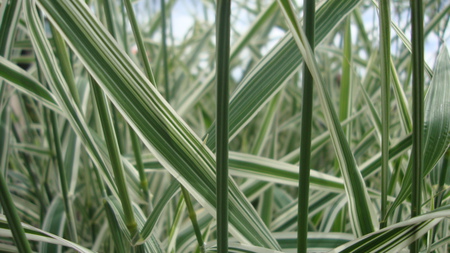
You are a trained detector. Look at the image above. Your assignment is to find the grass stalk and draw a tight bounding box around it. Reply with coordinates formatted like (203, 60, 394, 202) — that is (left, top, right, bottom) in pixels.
(0, 108, 32, 253)
(124, 0, 158, 206)
(251, 92, 281, 156)
(167, 195, 185, 252)
(124, 0, 157, 85)
(161, 0, 170, 101)
(130, 130, 149, 203)
(102, 0, 116, 38)
(410, 0, 424, 251)
(379, 0, 391, 229)
(49, 26, 79, 107)
(261, 185, 274, 228)
(90, 77, 139, 240)
(181, 187, 206, 252)
(49, 110, 78, 243)
(216, 0, 231, 251)
(103, 0, 125, 154)
(298, 1, 315, 252)
(339, 17, 352, 126)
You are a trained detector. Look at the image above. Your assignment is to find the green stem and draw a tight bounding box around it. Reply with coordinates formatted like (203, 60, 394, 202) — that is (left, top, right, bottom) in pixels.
(0, 108, 32, 253)
(161, 0, 170, 101)
(102, 0, 116, 38)
(379, 0, 391, 229)
(124, 0, 157, 85)
(130, 129, 149, 203)
(339, 17, 352, 125)
(181, 187, 205, 252)
(90, 77, 139, 240)
(298, 1, 315, 252)
(50, 110, 78, 243)
(50, 25, 80, 107)
(103, 0, 126, 155)
(216, 0, 231, 251)
(410, 0, 424, 251)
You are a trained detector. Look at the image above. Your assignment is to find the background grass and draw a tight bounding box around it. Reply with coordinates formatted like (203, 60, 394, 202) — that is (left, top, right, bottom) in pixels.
(0, 0, 449, 252)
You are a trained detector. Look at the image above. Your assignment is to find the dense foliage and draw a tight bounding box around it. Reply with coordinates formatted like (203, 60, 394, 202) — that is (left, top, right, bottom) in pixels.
(0, 0, 449, 252)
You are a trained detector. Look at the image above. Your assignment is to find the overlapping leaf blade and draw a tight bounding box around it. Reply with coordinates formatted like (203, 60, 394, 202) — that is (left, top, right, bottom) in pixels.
(276, 0, 376, 236)
(387, 45, 450, 217)
(332, 205, 450, 252)
(204, 0, 363, 149)
(35, 0, 280, 249)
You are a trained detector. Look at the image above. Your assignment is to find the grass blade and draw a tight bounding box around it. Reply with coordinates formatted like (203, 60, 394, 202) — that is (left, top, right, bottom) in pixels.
(139, 181, 180, 242)
(0, 57, 60, 112)
(39, 197, 66, 252)
(0, 215, 94, 252)
(332, 206, 450, 252)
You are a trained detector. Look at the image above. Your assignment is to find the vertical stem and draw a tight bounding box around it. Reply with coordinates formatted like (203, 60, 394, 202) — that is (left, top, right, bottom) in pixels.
(410, 0, 424, 251)
(181, 187, 206, 252)
(103, 0, 125, 154)
(124, 0, 157, 85)
(90, 77, 139, 240)
(216, 0, 231, 251)
(379, 0, 391, 229)
(50, 25, 80, 107)
(161, 0, 170, 101)
(339, 17, 352, 125)
(298, 1, 315, 252)
(50, 111, 78, 243)
(0, 108, 32, 253)
(130, 130, 149, 203)
(102, 0, 116, 38)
